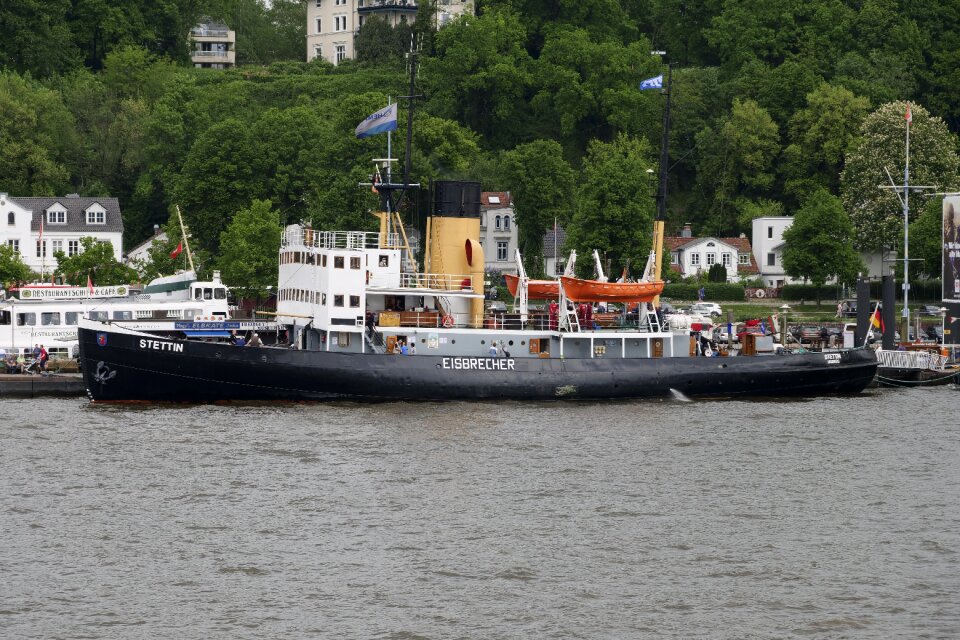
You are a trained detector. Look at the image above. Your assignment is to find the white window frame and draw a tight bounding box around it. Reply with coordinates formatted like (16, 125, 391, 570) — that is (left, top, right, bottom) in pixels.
(706, 253, 716, 266)
(335, 15, 346, 31)
(51, 239, 63, 255)
(738, 253, 750, 265)
(36, 240, 46, 258)
(47, 208, 66, 224)
(68, 240, 80, 256)
(7, 239, 19, 254)
(496, 241, 508, 261)
(690, 253, 701, 266)
(767, 253, 776, 266)
(335, 44, 346, 63)
(86, 209, 105, 224)
(721, 252, 731, 267)
(503, 215, 510, 230)
(671, 252, 679, 265)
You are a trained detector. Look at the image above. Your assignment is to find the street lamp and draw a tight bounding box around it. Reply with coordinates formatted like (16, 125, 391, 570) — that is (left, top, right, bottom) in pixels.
(779, 303, 791, 347)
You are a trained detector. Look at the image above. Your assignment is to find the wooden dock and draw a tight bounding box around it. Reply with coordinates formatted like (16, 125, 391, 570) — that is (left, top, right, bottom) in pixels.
(0, 373, 85, 398)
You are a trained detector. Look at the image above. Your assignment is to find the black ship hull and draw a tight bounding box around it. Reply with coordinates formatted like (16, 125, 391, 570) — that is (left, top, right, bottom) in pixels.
(78, 326, 878, 402)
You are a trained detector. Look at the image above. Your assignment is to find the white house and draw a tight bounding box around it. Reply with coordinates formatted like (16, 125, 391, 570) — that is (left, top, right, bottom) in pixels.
(752, 216, 886, 287)
(479, 192, 517, 275)
(306, 0, 473, 66)
(124, 228, 168, 267)
(666, 224, 758, 282)
(0, 193, 124, 276)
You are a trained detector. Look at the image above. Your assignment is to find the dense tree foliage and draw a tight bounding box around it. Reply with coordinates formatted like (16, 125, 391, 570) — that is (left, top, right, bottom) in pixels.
(217, 199, 281, 299)
(841, 101, 959, 251)
(53, 237, 139, 286)
(0, 244, 33, 286)
(782, 189, 864, 301)
(2, 0, 960, 292)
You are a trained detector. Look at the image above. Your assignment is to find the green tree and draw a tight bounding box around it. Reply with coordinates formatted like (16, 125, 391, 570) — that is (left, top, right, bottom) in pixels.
(909, 197, 946, 280)
(500, 140, 575, 278)
(173, 118, 265, 253)
(695, 98, 781, 236)
(781, 83, 871, 202)
(566, 134, 657, 277)
(0, 0, 79, 77)
(708, 263, 727, 283)
(423, 7, 535, 149)
(53, 237, 138, 286)
(841, 101, 960, 251)
(217, 199, 282, 300)
(0, 244, 34, 286)
(782, 189, 864, 303)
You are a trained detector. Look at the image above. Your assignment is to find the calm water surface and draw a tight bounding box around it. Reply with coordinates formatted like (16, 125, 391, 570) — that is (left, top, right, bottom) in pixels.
(1, 387, 959, 639)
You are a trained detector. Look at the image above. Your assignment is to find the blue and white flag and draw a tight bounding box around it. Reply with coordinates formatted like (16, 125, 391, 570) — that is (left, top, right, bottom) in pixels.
(639, 75, 663, 91)
(355, 103, 398, 138)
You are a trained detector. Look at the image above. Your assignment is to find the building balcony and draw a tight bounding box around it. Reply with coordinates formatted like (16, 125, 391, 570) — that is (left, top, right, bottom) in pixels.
(358, 0, 418, 13)
(191, 50, 236, 65)
(190, 29, 235, 42)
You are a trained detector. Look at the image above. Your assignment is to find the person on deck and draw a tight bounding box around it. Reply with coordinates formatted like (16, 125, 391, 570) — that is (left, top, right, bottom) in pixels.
(38, 345, 48, 371)
(246, 332, 262, 347)
(489, 341, 498, 357)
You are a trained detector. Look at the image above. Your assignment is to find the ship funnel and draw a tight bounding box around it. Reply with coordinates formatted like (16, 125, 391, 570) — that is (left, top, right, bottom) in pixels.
(424, 181, 484, 326)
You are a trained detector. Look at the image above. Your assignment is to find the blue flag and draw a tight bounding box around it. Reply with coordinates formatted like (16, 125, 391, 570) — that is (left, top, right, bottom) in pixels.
(639, 75, 663, 91)
(355, 103, 398, 138)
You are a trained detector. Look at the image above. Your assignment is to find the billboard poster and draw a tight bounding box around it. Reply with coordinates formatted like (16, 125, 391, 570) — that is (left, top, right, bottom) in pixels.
(945, 195, 960, 302)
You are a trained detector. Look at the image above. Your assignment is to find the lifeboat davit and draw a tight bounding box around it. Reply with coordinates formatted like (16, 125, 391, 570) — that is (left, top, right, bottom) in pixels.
(559, 276, 665, 303)
(503, 273, 560, 299)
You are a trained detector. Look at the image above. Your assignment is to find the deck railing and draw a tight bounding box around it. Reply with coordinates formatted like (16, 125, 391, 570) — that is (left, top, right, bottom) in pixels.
(876, 349, 947, 371)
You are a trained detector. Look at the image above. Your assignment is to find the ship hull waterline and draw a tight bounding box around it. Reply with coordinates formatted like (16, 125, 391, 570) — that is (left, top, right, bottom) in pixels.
(78, 326, 878, 402)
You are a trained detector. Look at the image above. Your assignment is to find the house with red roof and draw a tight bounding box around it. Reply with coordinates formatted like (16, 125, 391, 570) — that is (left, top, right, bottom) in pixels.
(665, 224, 758, 282)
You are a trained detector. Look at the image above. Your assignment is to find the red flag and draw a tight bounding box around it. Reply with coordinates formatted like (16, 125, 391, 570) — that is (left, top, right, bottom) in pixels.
(170, 241, 183, 259)
(87, 274, 94, 294)
(905, 103, 912, 124)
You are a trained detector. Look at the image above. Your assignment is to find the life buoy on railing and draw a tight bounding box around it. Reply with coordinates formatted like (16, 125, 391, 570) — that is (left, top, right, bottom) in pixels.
(755, 289, 766, 298)
(442, 315, 454, 328)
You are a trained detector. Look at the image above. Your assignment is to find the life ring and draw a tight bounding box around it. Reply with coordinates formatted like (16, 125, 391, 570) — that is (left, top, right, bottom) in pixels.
(442, 315, 454, 328)
(755, 289, 766, 298)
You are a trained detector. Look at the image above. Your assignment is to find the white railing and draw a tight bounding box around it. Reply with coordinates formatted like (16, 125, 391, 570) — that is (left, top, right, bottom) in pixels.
(396, 272, 477, 291)
(877, 349, 948, 371)
(193, 51, 229, 58)
(283, 229, 395, 250)
(191, 29, 230, 37)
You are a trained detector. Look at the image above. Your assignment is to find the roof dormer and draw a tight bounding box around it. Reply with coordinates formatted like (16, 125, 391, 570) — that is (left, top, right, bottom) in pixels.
(46, 202, 68, 224)
(85, 202, 106, 225)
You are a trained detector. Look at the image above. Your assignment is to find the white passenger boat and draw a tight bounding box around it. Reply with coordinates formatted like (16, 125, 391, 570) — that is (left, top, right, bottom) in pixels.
(0, 271, 232, 358)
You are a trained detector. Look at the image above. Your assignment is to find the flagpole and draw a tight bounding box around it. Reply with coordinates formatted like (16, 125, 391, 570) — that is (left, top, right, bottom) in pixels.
(902, 102, 911, 331)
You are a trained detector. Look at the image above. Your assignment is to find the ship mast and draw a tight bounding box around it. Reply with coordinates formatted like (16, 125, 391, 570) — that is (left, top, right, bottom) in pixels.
(174, 205, 196, 273)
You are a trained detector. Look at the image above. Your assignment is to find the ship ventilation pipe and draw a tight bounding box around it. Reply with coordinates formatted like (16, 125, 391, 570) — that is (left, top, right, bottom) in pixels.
(465, 239, 485, 327)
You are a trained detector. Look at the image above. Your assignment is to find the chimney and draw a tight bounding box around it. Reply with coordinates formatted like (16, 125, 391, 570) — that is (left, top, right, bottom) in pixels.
(681, 223, 692, 238)
(154, 224, 160, 236)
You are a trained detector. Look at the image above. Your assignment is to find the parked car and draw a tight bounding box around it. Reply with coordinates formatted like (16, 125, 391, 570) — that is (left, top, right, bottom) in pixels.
(689, 302, 722, 317)
(926, 326, 944, 343)
(919, 304, 944, 317)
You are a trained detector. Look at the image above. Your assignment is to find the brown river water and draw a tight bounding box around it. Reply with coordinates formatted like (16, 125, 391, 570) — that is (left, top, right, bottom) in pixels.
(1, 387, 958, 638)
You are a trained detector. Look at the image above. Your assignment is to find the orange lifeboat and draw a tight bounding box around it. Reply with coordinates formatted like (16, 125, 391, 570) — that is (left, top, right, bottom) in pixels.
(503, 273, 561, 299)
(559, 276, 665, 303)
